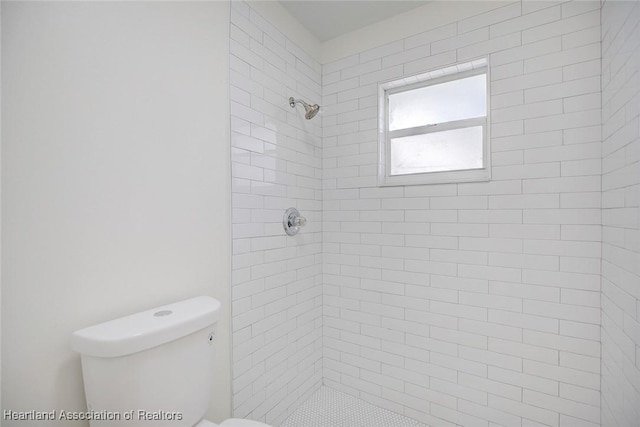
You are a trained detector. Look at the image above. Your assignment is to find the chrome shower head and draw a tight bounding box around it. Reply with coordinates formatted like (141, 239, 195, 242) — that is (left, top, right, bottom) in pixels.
(289, 97, 320, 120)
(304, 103, 320, 120)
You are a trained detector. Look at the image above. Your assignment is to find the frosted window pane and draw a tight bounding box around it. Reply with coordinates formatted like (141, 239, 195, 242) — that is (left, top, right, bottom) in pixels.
(389, 74, 486, 131)
(390, 127, 483, 175)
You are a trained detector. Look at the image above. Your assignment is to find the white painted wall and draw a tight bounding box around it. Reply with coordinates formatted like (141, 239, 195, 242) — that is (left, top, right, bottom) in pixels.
(322, 1, 603, 426)
(1, 2, 231, 425)
(0, 1, 3, 417)
(601, 1, 640, 426)
(229, 1, 323, 424)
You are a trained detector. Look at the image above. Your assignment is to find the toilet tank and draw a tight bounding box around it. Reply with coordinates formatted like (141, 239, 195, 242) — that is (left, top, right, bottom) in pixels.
(71, 296, 221, 427)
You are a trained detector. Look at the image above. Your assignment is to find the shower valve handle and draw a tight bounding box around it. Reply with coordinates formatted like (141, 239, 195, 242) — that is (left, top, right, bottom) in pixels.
(292, 216, 306, 227)
(283, 208, 306, 236)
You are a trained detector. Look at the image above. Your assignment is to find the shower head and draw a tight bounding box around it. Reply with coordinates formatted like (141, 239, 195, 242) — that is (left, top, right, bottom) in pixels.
(289, 97, 320, 120)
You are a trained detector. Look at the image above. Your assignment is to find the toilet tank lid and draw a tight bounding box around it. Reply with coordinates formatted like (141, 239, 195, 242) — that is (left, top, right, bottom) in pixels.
(71, 296, 221, 358)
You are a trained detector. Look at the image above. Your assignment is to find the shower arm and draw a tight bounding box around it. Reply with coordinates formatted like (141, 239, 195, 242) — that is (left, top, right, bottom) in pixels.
(289, 97, 307, 108)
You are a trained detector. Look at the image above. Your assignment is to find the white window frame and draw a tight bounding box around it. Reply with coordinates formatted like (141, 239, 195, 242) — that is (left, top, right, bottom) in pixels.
(378, 58, 491, 186)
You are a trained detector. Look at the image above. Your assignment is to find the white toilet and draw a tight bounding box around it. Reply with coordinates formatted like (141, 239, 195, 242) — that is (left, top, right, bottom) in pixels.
(71, 296, 271, 427)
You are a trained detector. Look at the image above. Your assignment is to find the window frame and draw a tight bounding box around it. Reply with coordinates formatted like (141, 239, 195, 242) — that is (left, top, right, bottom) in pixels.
(378, 59, 491, 186)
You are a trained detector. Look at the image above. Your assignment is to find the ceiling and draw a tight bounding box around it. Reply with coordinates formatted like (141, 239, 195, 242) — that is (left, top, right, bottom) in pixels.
(279, 1, 430, 42)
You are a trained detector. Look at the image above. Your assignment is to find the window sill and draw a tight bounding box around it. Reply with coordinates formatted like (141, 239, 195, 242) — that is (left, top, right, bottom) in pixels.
(378, 168, 491, 186)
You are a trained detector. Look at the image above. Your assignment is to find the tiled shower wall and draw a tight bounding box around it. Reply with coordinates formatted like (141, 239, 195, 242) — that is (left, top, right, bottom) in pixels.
(600, 1, 640, 426)
(229, 1, 323, 424)
(322, 2, 603, 426)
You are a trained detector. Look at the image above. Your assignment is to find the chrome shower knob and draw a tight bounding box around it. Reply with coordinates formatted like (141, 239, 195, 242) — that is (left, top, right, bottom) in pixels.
(283, 207, 306, 236)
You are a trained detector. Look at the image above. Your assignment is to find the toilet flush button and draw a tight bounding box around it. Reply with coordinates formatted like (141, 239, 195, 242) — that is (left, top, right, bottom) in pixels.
(153, 310, 173, 317)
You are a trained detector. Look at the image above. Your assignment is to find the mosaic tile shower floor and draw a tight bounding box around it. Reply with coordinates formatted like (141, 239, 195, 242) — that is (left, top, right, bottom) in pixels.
(279, 387, 428, 427)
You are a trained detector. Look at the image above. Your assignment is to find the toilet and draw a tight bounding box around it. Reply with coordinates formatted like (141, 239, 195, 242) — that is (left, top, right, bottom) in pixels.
(71, 296, 271, 427)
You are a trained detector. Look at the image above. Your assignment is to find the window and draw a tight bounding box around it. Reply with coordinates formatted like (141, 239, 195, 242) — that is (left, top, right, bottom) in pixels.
(378, 58, 490, 186)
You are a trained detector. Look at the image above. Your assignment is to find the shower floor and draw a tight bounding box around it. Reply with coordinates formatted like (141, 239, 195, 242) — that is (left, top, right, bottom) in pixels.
(279, 386, 428, 427)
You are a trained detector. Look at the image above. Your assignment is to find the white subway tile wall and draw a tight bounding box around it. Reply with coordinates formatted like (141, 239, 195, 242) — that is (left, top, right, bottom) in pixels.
(230, 1, 323, 424)
(601, 1, 640, 426)
(229, 1, 640, 426)
(322, 2, 603, 427)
